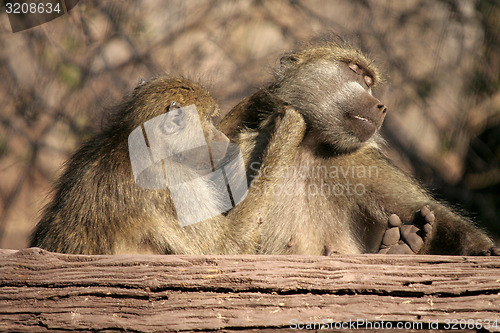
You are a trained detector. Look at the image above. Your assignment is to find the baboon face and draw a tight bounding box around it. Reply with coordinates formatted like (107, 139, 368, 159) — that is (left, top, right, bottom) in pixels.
(128, 78, 231, 173)
(136, 102, 230, 174)
(275, 55, 387, 153)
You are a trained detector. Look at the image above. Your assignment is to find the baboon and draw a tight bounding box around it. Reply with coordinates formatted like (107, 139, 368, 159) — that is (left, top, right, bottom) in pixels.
(30, 77, 305, 255)
(218, 41, 499, 256)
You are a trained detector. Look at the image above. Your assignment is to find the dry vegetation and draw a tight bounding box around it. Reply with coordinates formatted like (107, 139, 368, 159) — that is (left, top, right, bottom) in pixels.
(0, 0, 499, 249)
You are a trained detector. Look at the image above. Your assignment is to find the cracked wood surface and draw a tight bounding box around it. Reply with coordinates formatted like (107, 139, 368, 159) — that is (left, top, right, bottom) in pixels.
(0, 248, 499, 332)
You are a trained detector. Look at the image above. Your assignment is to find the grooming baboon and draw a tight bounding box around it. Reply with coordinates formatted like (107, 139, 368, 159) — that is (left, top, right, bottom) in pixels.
(30, 77, 305, 255)
(219, 41, 499, 256)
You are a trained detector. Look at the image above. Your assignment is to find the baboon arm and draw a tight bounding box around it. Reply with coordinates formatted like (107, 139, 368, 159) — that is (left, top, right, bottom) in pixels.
(217, 96, 252, 140)
(223, 107, 306, 250)
(217, 90, 287, 140)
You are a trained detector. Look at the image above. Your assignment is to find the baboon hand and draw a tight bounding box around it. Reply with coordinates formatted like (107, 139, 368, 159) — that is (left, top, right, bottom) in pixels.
(273, 106, 306, 145)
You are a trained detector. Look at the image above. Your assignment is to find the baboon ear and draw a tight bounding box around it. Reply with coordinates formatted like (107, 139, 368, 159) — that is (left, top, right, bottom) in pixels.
(280, 54, 300, 67)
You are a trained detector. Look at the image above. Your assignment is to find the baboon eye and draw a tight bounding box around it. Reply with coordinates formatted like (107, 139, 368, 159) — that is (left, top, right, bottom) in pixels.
(168, 101, 181, 111)
(364, 75, 373, 87)
(348, 63, 360, 73)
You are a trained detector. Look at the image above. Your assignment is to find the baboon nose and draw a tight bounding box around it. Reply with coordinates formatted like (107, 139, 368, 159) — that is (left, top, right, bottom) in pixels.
(377, 104, 387, 114)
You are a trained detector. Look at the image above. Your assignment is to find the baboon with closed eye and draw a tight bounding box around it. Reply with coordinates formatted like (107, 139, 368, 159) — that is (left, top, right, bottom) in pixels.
(30, 77, 305, 255)
(219, 41, 499, 256)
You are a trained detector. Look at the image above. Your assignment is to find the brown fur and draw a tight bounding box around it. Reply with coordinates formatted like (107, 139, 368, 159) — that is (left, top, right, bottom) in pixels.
(30, 77, 306, 255)
(219, 41, 496, 255)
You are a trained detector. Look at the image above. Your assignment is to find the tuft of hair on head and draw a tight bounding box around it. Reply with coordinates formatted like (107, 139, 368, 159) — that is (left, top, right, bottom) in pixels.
(276, 38, 382, 87)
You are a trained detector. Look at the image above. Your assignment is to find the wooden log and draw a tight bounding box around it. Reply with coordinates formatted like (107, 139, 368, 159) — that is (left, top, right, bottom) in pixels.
(0, 248, 499, 332)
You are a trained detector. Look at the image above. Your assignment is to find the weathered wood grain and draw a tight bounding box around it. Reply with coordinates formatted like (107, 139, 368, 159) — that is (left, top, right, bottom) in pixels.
(0, 248, 499, 332)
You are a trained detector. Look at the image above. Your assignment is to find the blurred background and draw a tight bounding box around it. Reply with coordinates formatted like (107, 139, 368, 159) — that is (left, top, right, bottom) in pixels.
(0, 0, 499, 249)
